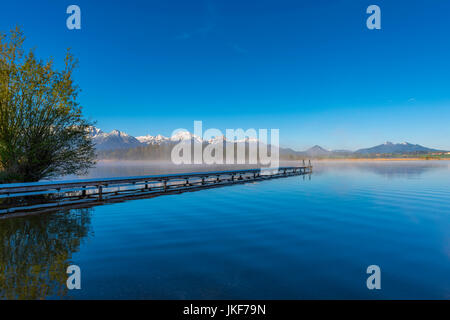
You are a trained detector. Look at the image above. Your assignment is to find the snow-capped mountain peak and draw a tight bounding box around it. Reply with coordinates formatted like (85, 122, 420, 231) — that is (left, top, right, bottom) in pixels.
(235, 137, 258, 143)
(136, 134, 170, 145)
(170, 131, 203, 143)
(207, 135, 227, 144)
(110, 129, 130, 137)
(91, 128, 142, 150)
(88, 126, 104, 137)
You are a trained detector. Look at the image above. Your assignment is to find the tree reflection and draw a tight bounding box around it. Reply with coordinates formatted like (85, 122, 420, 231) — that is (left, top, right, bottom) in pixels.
(0, 209, 93, 299)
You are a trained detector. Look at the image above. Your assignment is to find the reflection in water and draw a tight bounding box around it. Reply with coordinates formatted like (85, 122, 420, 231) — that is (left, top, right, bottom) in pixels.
(0, 209, 93, 299)
(313, 161, 448, 179)
(53, 160, 450, 181)
(1, 161, 449, 299)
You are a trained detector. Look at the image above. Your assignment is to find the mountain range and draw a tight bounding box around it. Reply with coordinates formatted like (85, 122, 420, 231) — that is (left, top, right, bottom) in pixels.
(90, 128, 260, 150)
(354, 141, 441, 154)
(89, 128, 447, 158)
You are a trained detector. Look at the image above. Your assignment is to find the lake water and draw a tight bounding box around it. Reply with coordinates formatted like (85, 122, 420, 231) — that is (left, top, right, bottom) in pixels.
(1, 161, 449, 299)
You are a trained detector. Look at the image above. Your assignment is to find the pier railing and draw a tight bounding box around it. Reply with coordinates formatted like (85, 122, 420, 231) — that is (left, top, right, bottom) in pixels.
(0, 165, 312, 216)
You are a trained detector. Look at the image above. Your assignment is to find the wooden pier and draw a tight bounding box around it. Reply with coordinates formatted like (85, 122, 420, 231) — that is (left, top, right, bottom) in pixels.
(0, 164, 312, 217)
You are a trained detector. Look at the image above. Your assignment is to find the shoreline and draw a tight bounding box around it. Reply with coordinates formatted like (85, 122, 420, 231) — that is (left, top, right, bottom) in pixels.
(313, 158, 450, 162)
(96, 158, 450, 164)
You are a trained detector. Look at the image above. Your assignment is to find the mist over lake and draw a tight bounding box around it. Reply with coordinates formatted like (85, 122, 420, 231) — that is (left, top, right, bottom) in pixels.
(56, 159, 450, 182)
(2, 160, 449, 299)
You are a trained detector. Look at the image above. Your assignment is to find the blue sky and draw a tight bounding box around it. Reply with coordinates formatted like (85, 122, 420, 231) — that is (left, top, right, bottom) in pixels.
(1, 0, 450, 151)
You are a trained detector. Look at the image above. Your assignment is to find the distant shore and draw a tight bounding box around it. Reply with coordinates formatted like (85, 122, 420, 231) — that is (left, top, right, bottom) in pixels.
(313, 157, 450, 162)
(94, 158, 450, 166)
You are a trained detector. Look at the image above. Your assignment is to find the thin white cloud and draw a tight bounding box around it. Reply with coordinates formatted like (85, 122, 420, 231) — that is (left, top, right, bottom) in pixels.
(175, 32, 192, 40)
(230, 43, 248, 54)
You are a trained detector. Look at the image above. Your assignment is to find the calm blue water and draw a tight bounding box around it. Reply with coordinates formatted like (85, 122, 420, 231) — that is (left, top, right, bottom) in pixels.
(1, 161, 449, 299)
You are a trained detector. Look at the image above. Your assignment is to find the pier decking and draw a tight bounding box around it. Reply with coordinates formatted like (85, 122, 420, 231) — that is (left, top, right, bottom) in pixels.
(0, 165, 312, 217)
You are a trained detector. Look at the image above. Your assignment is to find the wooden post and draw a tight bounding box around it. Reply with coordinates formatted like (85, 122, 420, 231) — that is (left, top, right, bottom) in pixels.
(82, 186, 86, 197)
(98, 185, 103, 200)
(163, 180, 167, 191)
(201, 177, 205, 185)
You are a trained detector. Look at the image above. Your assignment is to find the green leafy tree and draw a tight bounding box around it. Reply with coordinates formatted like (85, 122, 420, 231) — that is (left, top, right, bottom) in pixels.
(0, 27, 95, 182)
